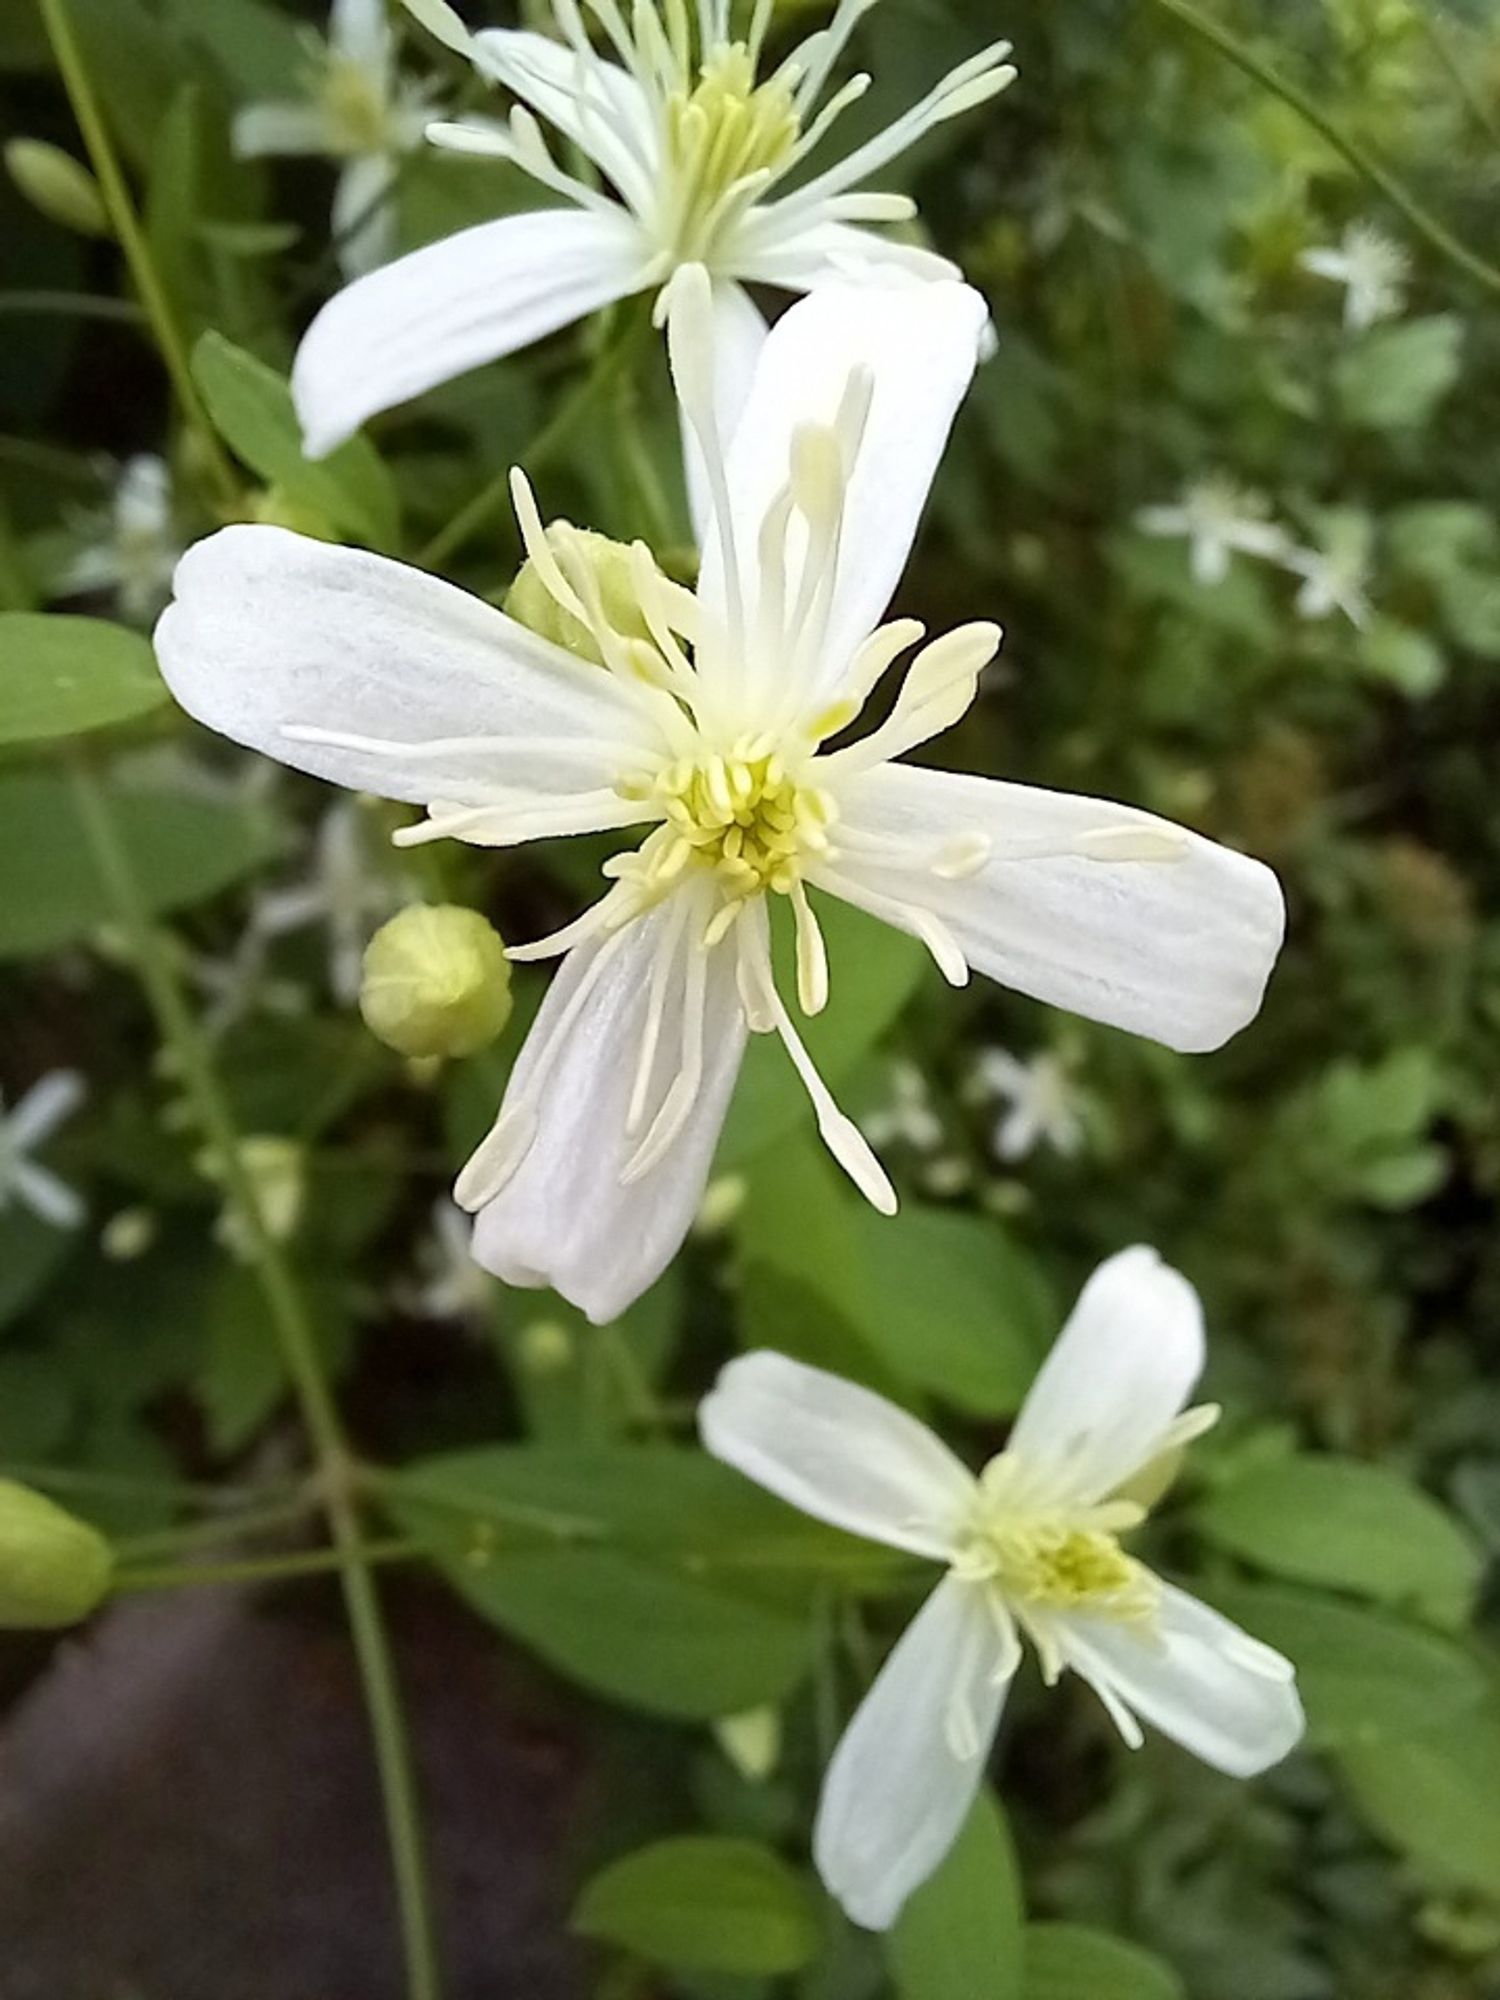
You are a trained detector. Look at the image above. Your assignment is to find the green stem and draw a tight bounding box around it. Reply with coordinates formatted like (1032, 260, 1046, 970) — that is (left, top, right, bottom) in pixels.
(36, 0, 241, 506)
(114, 1539, 421, 1595)
(1145, 0, 1500, 299)
(416, 310, 650, 571)
(67, 759, 444, 2000)
(0, 1460, 285, 1506)
(0, 289, 150, 325)
(112, 1494, 322, 1562)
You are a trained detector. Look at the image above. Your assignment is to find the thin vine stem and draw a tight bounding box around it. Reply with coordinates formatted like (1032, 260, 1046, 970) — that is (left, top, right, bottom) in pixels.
(111, 1495, 323, 1563)
(36, 0, 241, 506)
(1144, 0, 1500, 301)
(67, 757, 444, 2000)
(114, 1539, 422, 1595)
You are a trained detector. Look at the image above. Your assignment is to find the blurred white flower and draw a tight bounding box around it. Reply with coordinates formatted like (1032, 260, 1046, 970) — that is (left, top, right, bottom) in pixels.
(234, 0, 439, 276)
(701, 1247, 1305, 1929)
(0, 1072, 87, 1230)
(200, 1134, 306, 1261)
(970, 1046, 1083, 1163)
(1136, 476, 1290, 587)
(187, 927, 309, 1041)
(158, 278, 1284, 1325)
(1300, 222, 1409, 332)
(58, 456, 181, 625)
(252, 798, 409, 1004)
(291, 0, 1016, 456)
(1283, 514, 1374, 629)
(410, 1197, 494, 1320)
(861, 1059, 944, 1153)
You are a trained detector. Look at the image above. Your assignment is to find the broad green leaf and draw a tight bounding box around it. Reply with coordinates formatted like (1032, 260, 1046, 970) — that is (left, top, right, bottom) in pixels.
(736, 1140, 1050, 1415)
(0, 772, 282, 959)
(1204, 1582, 1489, 1747)
(572, 1836, 819, 1974)
(718, 894, 926, 1167)
(191, 331, 400, 549)
(156, 0, 305, 95)
(0, 614, 166, 743)
(1339, 1701, 1500, 1898)
(1196, 1455, 1481, 1626)
(1022, 1923, 1185, 2000)
(889, 1789, 1023, 2000)
(1335, 316, 1463, 431)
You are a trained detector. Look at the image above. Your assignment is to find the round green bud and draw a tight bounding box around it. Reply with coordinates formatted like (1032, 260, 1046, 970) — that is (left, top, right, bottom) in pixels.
(0, 1479, 113, 1628)
(505, 521, 652, 664)
(360, 905, 512, 1060)
(5, 138, 110, 238)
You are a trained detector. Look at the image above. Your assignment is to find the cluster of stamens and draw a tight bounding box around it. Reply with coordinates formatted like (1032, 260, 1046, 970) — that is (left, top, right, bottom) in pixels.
(320, 55, 391, 154)
(951, 1454, 1160, 1626)
(661, 46, 801, 260)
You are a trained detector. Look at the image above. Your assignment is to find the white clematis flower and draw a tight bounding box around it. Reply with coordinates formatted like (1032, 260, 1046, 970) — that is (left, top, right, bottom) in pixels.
(0, 1072, 87, 1230)
(1136, 476, 1291, 589)
(251, 798, 411, 1004)
(156, 277, 1284, 1324)
(291, 0, 1016, 456)
(700, 1246, 1306, 1930)
(1299, 222, 1409, 334)
(234, 0, 439, 277)
(58, 455, 181, 626)
(970, 1045, 1083, 1163)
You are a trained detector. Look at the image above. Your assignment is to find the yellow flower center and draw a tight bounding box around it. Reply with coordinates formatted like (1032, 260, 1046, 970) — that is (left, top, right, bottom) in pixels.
(662, 46, 800, 261)
(617, 743, 836, 912)
(322, 56, 390, 154)
(951, 1455, 1160, 1623)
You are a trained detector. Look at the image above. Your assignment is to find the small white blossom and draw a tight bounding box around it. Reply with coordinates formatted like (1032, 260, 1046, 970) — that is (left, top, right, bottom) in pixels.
(1136, 476, 1290, 588)
(1282, 513, 1374, 629)
(970, 1046, 1083, 1163)
(58, 456, 181, 625)
(861, 1059, 945, 1153)
(158, 278, 1285, 1324)
(252, 798, 409, 1004)
(234, 0, 439, 276)
(0, 1072, 87, 1230)
(410, 1197, 495, 1320)
(291, 0, 1015, 458)
(701, 1247, 1305, 1929)
(1300, 222, 1409, 332)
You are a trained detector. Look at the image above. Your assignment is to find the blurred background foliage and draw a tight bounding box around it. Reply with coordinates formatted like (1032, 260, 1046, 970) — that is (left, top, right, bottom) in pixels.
(1, 0, 1499, 1994)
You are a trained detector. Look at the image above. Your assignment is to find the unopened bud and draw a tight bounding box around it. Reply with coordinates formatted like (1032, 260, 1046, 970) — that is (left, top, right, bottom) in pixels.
(506, 523, 652, 665)
(716, 1705, 781, 1781)
(5, 139, 110, 237)
(245, 485, 338, 539)
(0, 1479, 113, 1628)
(360, 905, 512, 1059)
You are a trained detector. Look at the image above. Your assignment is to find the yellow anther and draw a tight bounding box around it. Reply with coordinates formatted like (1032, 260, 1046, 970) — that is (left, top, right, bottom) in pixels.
(662, 44, 800, 260)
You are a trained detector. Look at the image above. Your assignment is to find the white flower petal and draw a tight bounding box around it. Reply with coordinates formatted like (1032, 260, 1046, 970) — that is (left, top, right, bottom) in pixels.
(333, 153, 398, 279)
(11, 1161, 84, 1231)
(1063, 1583, 1304, 1777)
(291, 207, 650, 457)
(684, 278, 768, 552)
(1006, 1246, 1204, 1501)
(471, 29, 657, 207)
(232, 101, 332, 159)
(332, 0, 391, 72)
(154, 525, 657, 811)
(698, 281, 987, 701)
(827, 763, 1285, 1054)
(6, 1070, 87, 1148)
(814, 1574, 1010, 1930)
(468, 894, 747, 1324)
(699, 1352, 976, 1561)
(735, 216, 962, 292)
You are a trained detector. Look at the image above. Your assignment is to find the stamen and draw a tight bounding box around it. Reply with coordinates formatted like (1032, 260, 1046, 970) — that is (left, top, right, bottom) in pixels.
(790, 880, 828, 1015)
(665, 264, 746, 646)
(1077, 825, 1191, 863)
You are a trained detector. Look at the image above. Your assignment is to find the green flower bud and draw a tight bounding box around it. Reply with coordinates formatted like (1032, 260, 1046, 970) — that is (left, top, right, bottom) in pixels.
(245, 485, 339, 540)
(360, 905, 512, 1059)
(5, 138, 110, 238)
(0, 1479, 113, 1628)
(505, 521, 652, 664)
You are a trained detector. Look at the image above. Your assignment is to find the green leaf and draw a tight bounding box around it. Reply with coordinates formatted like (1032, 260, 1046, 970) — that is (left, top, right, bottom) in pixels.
(1196, 1455, 1482, 1625)
(717, 894, 926, 1167)
(889, 1790, 1023, 2000)
(736, 1140, 1051, 1416)
(1335, 315, 1463, 431)
(191, 331, 400, 549)
(572, 1836, 820, 1975)
(0, 771, 281, 959)
(0, 614, 167, 743)
(1339, 1701, 1500, 1899)
(1022, 1923, 1185, 2000)
(0, 1206, 74, 1331)
(1203, 1582, 1489, 1747)
(1356, 616, 1445, 698)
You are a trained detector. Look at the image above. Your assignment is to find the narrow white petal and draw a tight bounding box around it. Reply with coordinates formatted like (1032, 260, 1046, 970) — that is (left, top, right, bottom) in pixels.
(12, 1161, 85, 1230)
(291, 208, 650, 457)
(332, 0, 391, 72)
(683, 279, 769, 551)
(154, 526, 657, 809)
(232, 101, 332, 159)
(469, 893, 747, 1324)
(1063, 1583, 1304, 1777)
(6, 1071, 87, 1148)
(1007, 1247, 1204, 1501)
(332, 153, 398, 278)
(734, 215, 961, 291)
(697, 282, 987, 704)
(471, 29, 657, 206)
(829, 763, 1286, 1054)
(700, 1352, 976, 1560)
(814, 1575, 1009, 1930)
